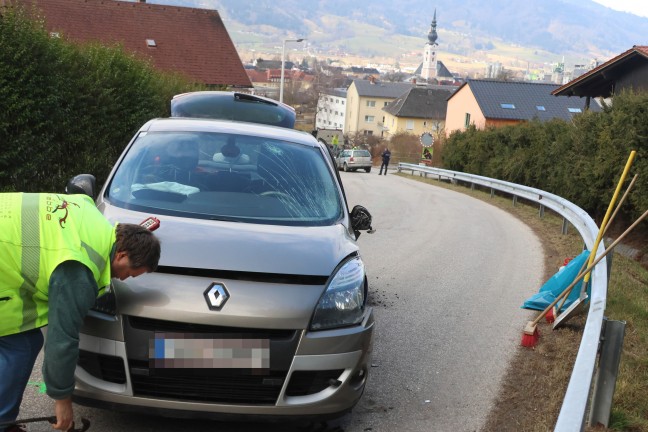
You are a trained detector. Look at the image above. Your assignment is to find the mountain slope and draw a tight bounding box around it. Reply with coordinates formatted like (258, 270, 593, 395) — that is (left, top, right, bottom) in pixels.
(139, 0, 647, 59)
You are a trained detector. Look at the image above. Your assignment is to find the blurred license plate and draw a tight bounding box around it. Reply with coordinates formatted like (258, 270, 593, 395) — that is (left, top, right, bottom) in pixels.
(149, 335, 270, 369)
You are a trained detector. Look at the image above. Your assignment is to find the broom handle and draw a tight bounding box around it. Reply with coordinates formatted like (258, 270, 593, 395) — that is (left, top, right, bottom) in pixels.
(557, 174, 638, 311)
(0, 417, 55, 427)
(532, 207, 648, 326)
(582, 151, 636, 285)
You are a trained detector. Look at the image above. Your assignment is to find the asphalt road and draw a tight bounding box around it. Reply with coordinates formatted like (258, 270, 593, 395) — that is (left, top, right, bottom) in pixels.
(16, 168, 544, 432)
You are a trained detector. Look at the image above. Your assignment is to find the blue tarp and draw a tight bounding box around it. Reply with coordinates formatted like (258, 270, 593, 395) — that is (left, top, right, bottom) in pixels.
(522, 250, 591, 312)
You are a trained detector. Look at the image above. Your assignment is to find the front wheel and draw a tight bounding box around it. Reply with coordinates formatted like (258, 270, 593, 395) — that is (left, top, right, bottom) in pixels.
(365, 167, 371, 173)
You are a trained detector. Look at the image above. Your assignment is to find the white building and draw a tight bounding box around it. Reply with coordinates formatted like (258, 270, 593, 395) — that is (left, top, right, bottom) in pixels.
(414, 10, 454, 83)
(421, 10, 439, 81)
(316, 88, 347, 131)
(485, 62, 503, 79)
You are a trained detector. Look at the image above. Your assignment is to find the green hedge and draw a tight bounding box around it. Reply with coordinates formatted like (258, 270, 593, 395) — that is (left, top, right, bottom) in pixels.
(0, 8, 202, 192)
(442, 91, 648, 222)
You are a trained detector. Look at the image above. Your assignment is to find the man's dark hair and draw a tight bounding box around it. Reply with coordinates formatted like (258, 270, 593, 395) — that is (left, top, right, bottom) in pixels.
(115, 224, 161, 271)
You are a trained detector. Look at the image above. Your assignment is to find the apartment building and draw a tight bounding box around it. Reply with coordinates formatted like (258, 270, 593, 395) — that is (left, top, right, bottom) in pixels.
(344, 77, 413, 137)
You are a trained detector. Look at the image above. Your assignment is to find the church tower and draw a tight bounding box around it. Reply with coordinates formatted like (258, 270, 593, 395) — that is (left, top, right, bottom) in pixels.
(421, 10, 438, 81)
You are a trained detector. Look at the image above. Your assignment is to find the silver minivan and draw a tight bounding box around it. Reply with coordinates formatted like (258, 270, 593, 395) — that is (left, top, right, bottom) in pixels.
(67, 112, 375, 421)
(336, 149, 372, 173)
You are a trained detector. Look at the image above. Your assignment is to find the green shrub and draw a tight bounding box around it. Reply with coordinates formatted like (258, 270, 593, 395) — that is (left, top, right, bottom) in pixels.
(441, 91, 648, 222)
(0, 8, 202, 192)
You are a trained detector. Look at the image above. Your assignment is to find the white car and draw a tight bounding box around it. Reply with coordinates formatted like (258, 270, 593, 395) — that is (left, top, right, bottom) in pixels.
(336, 149, 372, 172)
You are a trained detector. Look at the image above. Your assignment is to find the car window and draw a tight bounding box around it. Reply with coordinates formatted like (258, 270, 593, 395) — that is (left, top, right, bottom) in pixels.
(354, 150, 371, 157)
(107, 131, 342, 226)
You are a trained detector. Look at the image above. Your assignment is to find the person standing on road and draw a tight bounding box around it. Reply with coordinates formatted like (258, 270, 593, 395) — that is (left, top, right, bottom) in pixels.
(0, 193, 161, 432)
(379, 148, 392, 175)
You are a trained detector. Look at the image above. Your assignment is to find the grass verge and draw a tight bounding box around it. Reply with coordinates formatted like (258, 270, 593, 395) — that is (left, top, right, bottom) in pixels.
(396, 171, 648, 432)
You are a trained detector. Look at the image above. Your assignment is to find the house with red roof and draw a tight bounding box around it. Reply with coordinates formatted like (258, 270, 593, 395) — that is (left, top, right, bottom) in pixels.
(4, 0, 251, 88)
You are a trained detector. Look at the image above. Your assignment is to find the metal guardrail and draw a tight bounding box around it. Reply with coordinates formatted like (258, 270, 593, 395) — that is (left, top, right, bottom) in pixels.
(397, 163, 608, 431)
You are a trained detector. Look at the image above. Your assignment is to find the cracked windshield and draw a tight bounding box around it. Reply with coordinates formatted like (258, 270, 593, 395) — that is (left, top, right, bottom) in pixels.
(108, 131, 342, 225)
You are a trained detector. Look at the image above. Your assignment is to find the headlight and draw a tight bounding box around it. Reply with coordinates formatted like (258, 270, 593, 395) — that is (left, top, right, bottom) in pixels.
(310, 257, 366, 331)
(90, 291, 117, 316)
(90, 281, 117, 315)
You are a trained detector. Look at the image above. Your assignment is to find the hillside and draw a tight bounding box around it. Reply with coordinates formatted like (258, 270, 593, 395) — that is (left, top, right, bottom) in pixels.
(135, 0, 647, 71)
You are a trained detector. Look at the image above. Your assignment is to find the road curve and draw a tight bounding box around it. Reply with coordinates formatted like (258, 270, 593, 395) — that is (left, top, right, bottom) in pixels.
(337, 170, 544, 432)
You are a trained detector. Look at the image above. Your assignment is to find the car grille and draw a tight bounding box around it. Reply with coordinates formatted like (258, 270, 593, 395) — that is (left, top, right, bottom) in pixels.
(128, 316, 295, 339)
(129, 360, 285, 404)
(123, 316, 301, 405)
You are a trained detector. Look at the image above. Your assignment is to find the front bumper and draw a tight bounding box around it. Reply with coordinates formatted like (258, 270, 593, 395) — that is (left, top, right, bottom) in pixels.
(73, 309, 374, 419)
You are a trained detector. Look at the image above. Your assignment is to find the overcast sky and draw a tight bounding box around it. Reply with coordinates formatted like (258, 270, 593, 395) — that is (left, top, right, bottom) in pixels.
(591, 0, 648, 17)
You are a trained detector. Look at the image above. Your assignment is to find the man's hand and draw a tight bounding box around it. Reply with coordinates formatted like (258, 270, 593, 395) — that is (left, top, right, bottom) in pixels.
(53, 397, 74, 431)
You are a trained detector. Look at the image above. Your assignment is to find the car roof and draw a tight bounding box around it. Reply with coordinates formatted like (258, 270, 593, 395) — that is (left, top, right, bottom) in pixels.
(140, 117, 320, 148)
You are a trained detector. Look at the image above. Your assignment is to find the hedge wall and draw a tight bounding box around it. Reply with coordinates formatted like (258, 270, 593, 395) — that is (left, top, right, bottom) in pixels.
(0, 8, 202, 193)
(442, 91, 648, 222)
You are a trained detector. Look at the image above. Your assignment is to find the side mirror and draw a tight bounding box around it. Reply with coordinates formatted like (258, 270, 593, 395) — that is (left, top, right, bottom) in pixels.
(66, 174, 97, 198)
(350, 205, 375, 238)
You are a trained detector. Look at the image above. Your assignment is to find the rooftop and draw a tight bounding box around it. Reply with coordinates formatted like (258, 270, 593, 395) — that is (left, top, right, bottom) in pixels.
(453, 79, 601, 121)
(11, 0, 251, 87)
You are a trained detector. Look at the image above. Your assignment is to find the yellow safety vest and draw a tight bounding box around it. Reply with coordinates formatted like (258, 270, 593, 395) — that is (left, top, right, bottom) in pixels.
(0, 193, 116, 336)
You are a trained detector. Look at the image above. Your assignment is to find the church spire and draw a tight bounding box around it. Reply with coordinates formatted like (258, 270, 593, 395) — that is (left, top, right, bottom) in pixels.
(427, 9, 438, 45)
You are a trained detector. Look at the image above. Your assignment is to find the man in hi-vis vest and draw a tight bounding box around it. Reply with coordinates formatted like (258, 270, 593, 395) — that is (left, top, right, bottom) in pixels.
(0, 193, 161, 432)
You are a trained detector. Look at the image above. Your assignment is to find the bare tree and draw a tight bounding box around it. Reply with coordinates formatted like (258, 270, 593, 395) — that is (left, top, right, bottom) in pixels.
(343, 132, 383, 155)
(495, 68, 515, 81)
(291, 58, 348, 130)
(382, 71, 408, 82)
(387, 132, 421, 164)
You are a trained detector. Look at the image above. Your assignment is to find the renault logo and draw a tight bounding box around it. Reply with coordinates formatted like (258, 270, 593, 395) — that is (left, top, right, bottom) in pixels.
(204, 283, 230, 310)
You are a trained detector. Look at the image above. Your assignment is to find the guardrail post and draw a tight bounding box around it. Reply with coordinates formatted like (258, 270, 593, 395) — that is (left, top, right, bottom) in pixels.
(562, 218, 569, 234)
(471, 183, 475, 191)
(512, 195, 518, 207)
(606, 248, 614, 284)
(539, 204, 545, 218)
(490, 188, 494, 198)
(588, 319, 626, 428)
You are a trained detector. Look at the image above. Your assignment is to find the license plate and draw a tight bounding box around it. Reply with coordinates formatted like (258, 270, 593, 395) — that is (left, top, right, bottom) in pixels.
(149, 334, 270, 369)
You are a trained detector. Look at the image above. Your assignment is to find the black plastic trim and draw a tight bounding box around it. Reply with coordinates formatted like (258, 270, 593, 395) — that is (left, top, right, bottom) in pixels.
(155, 265, 328, 285)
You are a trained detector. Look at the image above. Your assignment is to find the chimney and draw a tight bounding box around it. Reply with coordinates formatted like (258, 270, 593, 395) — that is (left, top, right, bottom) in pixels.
(412, 78, 417, 85)
(369, 76, 376, 84)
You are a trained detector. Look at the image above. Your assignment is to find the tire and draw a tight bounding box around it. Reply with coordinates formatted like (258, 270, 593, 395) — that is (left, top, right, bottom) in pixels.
(365, 167, 371, 173)
(343, 163, 350, 172)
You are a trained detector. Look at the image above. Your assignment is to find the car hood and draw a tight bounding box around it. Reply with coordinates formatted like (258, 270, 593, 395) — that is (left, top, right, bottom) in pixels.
(100, 202, 357, 277)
